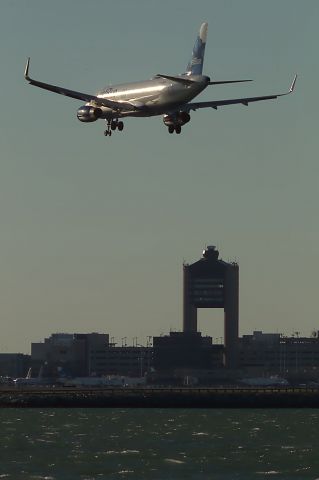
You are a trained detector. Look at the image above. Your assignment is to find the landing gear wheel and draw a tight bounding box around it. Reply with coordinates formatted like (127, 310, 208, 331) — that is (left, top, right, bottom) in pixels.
(118, 121, 124, 131)
(168, 125, 175, 134)
(104, 119, 112, 137)
(175, 125, 181, 134)
(111, 121, 117, 131)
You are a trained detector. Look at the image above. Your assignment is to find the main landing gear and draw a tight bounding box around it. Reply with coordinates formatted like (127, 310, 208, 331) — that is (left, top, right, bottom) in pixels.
(168, 125, 182, 134)
(104, 119, 124, 137)
(163, 112, 190, 134)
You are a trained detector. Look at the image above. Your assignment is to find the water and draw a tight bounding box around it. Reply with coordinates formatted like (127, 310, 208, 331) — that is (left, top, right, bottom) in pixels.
(0, 409, 318, 480)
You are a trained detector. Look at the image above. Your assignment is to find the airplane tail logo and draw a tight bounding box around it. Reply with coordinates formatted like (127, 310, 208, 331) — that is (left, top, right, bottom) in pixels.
(185, 22, 208, 75)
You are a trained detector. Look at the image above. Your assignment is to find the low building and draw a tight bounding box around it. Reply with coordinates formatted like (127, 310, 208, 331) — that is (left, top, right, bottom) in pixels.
(153, 332, 223, 371)
(0, 353, 31, 378)
(239, 331, 319, 375)
(31, 332, 152, 378)
(89, 345, 152, 377)
(31, 332, 109, 377)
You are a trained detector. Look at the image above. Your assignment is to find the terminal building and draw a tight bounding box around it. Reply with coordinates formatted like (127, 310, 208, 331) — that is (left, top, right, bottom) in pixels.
(0, 353, 30, 379)
(31, 333, 109, 377)
(31, 333, 152, 378)
(239, 330, 319, 375)
(26, 329, 319, 383)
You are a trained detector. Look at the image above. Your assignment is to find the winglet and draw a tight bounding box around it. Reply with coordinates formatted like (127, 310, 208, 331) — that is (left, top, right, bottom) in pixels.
(24, 57, 31, 81)
(289, 74, 297, 93)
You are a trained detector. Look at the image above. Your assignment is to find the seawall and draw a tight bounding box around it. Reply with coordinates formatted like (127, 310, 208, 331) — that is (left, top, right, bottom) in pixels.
(1, 386, 319, 408)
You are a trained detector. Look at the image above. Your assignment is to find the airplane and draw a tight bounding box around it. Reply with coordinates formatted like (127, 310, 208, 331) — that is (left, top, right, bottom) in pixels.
(14, 366, 52, 386)
(24, 22, 297, 137)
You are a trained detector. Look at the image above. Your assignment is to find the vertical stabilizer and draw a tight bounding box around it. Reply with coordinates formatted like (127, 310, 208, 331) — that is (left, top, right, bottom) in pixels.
(185, 22, 208, 75)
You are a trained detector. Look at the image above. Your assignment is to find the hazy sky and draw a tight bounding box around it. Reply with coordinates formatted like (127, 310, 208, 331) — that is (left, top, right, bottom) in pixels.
(0, 0, 318, 353)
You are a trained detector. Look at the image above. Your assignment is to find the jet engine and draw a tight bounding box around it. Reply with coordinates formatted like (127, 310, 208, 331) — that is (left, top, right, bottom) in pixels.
(77, 106, 103, 122)
(178, 111, 191, 124)
(163, 111, 191, 126)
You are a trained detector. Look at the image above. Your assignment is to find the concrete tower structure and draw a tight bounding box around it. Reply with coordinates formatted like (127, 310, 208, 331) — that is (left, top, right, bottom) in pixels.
(183, 246, 239, 369)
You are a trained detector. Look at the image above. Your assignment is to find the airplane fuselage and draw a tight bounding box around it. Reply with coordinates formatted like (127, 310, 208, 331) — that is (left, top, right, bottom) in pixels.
(93, 75, 210, 118)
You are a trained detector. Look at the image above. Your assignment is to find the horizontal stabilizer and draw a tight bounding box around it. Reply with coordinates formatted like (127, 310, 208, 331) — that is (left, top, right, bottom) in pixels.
(155, 74, 195, 86)
(208, 79, 252, 85)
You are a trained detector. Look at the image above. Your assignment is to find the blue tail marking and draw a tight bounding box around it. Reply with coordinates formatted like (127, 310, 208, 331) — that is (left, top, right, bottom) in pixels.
(185, 22, 208, 75)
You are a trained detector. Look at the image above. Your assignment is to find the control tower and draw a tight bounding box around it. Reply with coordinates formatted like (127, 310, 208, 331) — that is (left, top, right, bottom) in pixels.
(183, 246, 239, 369)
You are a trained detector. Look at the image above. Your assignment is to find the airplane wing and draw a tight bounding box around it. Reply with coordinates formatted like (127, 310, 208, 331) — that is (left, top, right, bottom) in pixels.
(24, 58, 141, 111)
(184, 75, 297, 112)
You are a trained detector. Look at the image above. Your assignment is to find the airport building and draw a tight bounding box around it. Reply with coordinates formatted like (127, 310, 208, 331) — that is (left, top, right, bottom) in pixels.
(0, 353, 31, 379)
(31, 333, 152, 378)
(152, 246, 239, 374)
(239, 330, 319, 375)
(31, 333, 109, 377)
(89, 345, 152, 377)
(151, 247, 319, 382)
(153, 332, 223, 371)
(24, 328, 319, 384)
(183, 246, 239, 368)
(2, 245, 319, 384)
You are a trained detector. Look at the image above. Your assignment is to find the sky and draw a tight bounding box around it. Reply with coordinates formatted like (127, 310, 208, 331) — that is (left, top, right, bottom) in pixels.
(0, 0, 318, 353)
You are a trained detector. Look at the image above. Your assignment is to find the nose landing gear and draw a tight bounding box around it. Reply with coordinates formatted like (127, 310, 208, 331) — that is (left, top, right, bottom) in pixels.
(104, 119, 124, 137)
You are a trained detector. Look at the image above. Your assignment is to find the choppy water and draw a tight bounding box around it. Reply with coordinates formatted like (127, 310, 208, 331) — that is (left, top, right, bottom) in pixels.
(0, 409, 319, 479)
